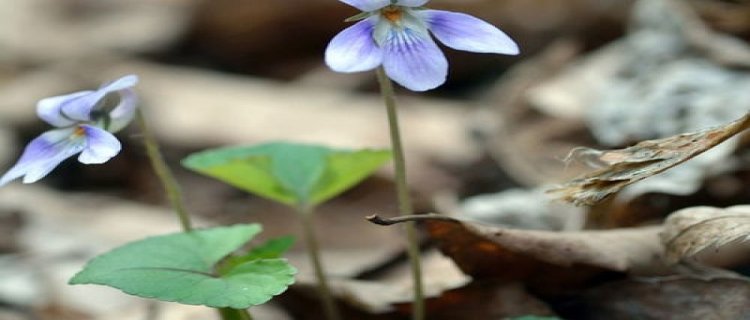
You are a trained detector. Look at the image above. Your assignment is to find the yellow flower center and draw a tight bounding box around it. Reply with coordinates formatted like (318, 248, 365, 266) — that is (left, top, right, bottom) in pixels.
(381, 7, 403, 23)
(73, 126, 86, 137)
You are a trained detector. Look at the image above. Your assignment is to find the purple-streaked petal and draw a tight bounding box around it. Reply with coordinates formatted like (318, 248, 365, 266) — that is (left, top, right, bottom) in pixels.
(61, 75, 139, 122)
(78, 125, 121, 164)
(98, 74, 139, 93)
(59, 91, 106, 122)
(396, 0, 429, 7)
(326, 17, 383, 73)
(337, 0, 390, 11)
(382, 28, 448, 91)
(0, 128, 85, 186)
(422, 10, 519, 55)
(106, 89, 138, 133)
(36, 91, 94, 127)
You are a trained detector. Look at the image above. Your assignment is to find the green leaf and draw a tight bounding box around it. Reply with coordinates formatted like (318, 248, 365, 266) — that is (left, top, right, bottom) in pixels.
(244, 236, 296, 260)
(182, 146, 296, 205)
(217, 236, 295, 275)
(268, 143, 328, 202)
(308, 148, 392, 205)
(182, 141, 391, 207)
(69, 224, 296, 308)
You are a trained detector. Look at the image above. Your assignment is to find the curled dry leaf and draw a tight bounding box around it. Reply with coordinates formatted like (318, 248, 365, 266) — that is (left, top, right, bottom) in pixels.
(550, 112, 750, 206)
(369, 215, 669, 291)
(662, 205, 750, 264)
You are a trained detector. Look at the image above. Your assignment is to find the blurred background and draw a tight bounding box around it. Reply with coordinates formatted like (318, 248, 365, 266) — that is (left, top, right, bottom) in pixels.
(2, 0, 750, 319)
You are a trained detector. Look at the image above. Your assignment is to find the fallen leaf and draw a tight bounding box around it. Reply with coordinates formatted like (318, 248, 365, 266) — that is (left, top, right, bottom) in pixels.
(559, 278, 750, 320)
(285, 257, 556, 319)
(368, 215, 671, 292)
(287, 250, 470, 317)
(396, 282, 557, 320)
(661, 205, 750, 263)
(550, 112, 750, 206)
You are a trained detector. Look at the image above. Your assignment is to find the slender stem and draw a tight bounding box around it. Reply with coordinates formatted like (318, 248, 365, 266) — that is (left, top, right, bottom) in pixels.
(299, 205, 342, 320)
(375, 67, 425, 320)
(218, 308, 253, 320)
(137, 110, 254, 320)
(135, 109, 193, 232)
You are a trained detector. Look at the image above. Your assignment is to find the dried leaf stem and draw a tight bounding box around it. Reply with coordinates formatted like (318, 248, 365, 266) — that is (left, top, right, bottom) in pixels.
(366, 214, 458, 226)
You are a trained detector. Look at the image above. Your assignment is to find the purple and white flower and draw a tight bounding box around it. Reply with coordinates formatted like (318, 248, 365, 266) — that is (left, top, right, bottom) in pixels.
(0, 75, 139, 186)
(325, 0, 519, 91)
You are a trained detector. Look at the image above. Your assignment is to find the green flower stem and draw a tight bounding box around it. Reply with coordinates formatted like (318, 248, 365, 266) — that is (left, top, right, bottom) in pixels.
(137, 110, 254, 320)
(135, 109, 193, 232)
(299, 205, 342, 320)
(218, 308, 254, 320)
(374, 67, 425, 320)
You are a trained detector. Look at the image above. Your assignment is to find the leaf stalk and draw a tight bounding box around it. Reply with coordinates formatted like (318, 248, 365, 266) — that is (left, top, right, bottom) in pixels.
(136, 109, 193, 232)
(299, 205, 342, 320)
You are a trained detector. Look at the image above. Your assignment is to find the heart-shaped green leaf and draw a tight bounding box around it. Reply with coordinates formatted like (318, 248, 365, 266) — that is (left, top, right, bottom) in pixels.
(182, 141, 391, 207)
(69, 224, 296, 309)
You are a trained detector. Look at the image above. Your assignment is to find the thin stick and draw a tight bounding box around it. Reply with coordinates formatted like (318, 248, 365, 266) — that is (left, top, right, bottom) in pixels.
(366, 214, 457, 226)
(375, 67, 425, 320)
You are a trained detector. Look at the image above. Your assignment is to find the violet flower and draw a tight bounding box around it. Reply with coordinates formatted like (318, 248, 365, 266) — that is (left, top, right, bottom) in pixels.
(325, 0, 519, 91)
(0, 75, 139, 186)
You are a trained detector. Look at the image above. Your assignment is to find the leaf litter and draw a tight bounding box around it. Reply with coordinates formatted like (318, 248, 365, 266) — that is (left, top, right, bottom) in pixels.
(550, 112, 750, 206)
(662, 205, 750, 264)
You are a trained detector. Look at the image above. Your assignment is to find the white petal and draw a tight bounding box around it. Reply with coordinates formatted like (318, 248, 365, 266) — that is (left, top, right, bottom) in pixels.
(107, 89, 138, 133)
(382, 28, 448, 91)
(422, 10, 519, 54)
(325, 17, 384, 73)
(0, 128, 84, 186)
(78, 125, 122, 164)
(99, 74, 139, 93)
(62, 75, 139, 122)
(37, 91, 94, 127)
(59, 91, 107, 122)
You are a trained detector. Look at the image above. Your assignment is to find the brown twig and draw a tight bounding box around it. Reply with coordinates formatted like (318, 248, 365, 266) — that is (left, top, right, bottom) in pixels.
(365, 214, 458, 226)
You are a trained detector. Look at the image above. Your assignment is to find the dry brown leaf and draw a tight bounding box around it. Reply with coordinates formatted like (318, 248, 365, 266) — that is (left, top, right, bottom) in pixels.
(370, 215, 671, 292)
(286, 250, 470, 318)
(284, 280, 555, 320)
(395, 282, 556, 319)
(566, 278, 750, 320)
(662, 205, 750, 264)
(550, 112, 750, 206)
(676, 0, 750, 68)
